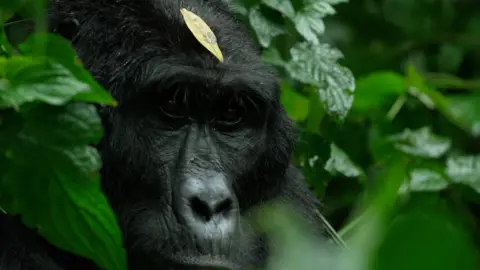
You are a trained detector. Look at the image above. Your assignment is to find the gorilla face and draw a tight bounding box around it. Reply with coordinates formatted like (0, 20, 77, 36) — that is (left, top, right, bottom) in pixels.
(47, 0, 315, 269)
(102, 74, 285, 269)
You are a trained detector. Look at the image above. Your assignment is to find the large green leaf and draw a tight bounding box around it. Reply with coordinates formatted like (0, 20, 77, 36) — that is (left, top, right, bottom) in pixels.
(0, 56, 90, 108)
(0, 103, 127, 270)
(446, 155, 480, 194)
(20, 33, 116, 106)
(286, 42, 355, 121)
(375, 196, 478, 270)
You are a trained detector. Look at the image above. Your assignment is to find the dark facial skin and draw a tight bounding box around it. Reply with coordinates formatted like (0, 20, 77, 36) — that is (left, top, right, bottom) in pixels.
(0, 1, 326, 270)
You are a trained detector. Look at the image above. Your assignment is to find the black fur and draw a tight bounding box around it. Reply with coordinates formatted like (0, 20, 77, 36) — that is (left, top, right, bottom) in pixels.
(0, 0, 325, 269)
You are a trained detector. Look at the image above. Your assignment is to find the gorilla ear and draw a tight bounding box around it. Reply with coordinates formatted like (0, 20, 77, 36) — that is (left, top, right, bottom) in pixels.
(49, 13, 79, 40)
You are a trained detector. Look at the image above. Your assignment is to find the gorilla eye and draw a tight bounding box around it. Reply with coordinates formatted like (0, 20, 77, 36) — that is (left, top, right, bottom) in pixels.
(159, 88, 187, 119)
(213, 97, 245, 128)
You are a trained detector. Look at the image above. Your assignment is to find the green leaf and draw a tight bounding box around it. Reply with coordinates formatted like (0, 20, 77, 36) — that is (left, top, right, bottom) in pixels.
(18, 103, 104, 147)
(280, 81, 309, 122)
(293, 0, 346, 44)
(400, 168, 449, 194)
(262, 0, 295, 19)
(375, 196, 478, 270)
(324, 143, 364, 178)
(446, 155, 480, 194)
(286, 42, 355, 121)
(387, 127, 451, 159)
(0, 56, 91, 109)
(344, 156, 409, 269)
(424, 73, 480, 91)
(20, 33, 117, 106)
(248, 6, 285, 47)
(0, 103, 127, 270)
(352, 71, 405, 112)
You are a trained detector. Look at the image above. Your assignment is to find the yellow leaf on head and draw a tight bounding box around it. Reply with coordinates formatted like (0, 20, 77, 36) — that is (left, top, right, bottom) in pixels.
(180, 8, 224, 63)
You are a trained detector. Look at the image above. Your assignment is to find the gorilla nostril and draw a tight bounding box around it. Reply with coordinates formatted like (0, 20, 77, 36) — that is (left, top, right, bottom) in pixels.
(190, 196, 213, 221)
(189, 196, 233, 222)
(214, 198, 233, 216)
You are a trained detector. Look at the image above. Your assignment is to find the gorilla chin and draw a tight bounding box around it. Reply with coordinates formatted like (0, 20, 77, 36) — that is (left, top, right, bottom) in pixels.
(123, 187, 257, 270)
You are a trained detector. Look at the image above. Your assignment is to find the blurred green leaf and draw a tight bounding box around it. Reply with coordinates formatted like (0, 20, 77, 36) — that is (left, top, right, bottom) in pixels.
(352, 71, 405, 112)
(0, 0, 22, 13)
(446, 155, 480, 194)
(257, 205, 346, 270)
(286, 42, 355, 121)
(424, 73, 480, 91)
(437, 44, 464, 74)
(0, 11, 13, 26)
(344, 156, 408, 270)
(0, 103, 127, 270)
(405, 64, 477, 135)
(375, 195, 478, 270)
(387, 127, 451, 159)
(399, 168, 449, 194)
(280, 81, 309, 122)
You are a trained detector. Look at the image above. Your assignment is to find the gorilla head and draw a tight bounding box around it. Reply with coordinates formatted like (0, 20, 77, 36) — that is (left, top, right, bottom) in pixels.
(46, 0, 324, 269)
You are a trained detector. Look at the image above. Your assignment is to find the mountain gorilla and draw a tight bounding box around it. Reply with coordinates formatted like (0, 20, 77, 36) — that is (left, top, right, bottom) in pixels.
(0, 0, 326, 269)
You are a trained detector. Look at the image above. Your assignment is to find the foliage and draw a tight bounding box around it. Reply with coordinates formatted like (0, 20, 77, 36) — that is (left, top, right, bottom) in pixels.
(230, 0, 480, 270)
(0, 1, 126, 270)
(1, 0, 480, 270)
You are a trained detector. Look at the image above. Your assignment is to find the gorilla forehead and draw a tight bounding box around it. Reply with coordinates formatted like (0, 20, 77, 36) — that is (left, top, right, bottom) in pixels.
(49, 0, 279, 104)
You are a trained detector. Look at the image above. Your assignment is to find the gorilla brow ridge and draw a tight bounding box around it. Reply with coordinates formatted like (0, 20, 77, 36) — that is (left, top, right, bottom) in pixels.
(131, 59, 278, 109)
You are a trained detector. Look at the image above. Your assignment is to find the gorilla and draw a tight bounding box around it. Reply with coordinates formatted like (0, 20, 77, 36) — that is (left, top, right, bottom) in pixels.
(0, 0, 326, 269)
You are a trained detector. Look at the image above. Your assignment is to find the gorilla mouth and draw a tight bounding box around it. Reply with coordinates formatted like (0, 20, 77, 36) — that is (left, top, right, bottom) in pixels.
(166, 254, 240, 270)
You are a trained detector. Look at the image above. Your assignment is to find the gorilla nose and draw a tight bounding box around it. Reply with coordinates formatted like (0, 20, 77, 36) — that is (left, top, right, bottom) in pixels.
(189, 193, 233, 222)
(180, 172, 238, 236)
